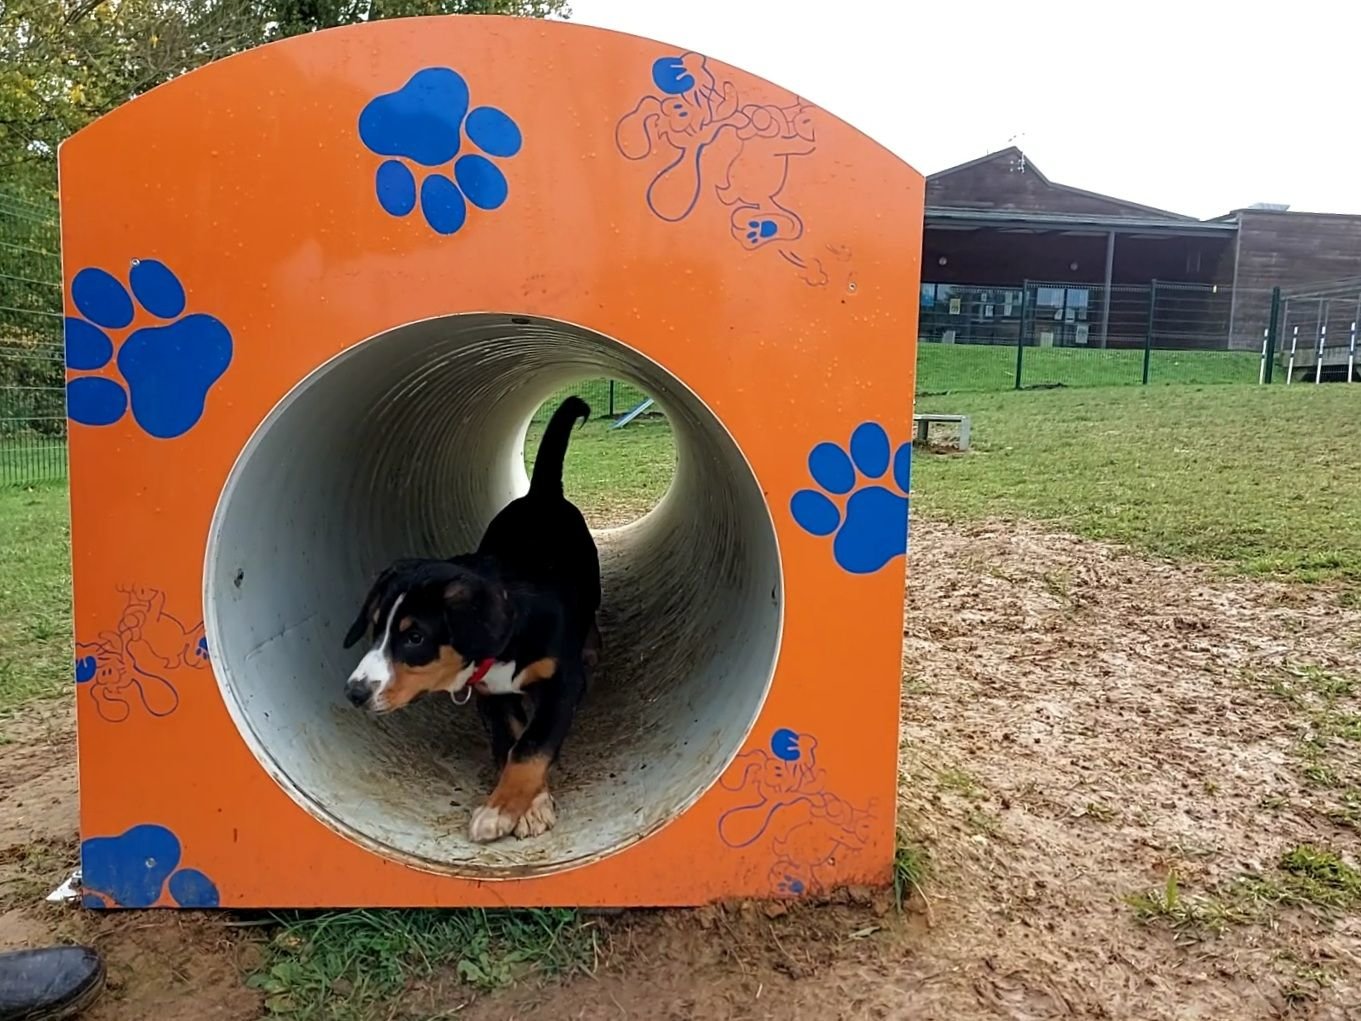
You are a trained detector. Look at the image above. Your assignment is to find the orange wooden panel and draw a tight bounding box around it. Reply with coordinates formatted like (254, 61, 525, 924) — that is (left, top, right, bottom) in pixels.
(62, 16, 922, 908)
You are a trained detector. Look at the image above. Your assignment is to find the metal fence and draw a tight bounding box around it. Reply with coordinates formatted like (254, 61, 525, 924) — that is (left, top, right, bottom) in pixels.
(1278, 278, 1361, 384)
(0, 192, 65, 487)
(533, 379, 653, 422)
(917, 280, 1275, 394)
(7, 181, 1357, 489)
(0, 189, 659, 487)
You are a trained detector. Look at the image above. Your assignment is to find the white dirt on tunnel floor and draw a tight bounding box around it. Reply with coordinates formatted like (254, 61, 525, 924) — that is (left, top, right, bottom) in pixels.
(896, 519, 1361, 1020)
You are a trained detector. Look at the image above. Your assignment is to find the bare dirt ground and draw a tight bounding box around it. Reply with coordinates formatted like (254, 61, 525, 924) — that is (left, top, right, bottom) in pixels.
(2, 520, 1359, 1020)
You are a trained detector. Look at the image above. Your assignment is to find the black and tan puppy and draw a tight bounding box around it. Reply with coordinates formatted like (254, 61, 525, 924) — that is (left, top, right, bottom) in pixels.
(342, 396, 601, 843)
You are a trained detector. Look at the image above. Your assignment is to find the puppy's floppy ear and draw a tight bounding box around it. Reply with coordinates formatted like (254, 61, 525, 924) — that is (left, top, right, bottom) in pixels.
(343, 584, 379, 648)
(343, 606, 371, 649)
(344, 565, 399, 649)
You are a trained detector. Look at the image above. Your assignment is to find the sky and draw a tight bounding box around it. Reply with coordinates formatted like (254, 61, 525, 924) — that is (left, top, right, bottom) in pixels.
(567, 0, 1361, 220)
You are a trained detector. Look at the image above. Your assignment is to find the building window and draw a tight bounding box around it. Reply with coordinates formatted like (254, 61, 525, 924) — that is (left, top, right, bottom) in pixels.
(1036, 286, 1089, 322)
(1036, 286, 1065, 315)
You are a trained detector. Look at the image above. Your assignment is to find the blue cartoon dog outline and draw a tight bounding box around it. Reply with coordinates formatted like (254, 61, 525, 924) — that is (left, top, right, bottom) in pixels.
(766, 792, 878, 897)
(791, 422, 912, 574)
(717, 728, 876, 896)
(75, 585, 209, 723)
(65, 260, 232, 440)
(615, 52, 816, 251)
(717, 727, 828, 850)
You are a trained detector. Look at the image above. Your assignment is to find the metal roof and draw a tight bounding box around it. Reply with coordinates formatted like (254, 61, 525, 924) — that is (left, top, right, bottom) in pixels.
(928, 147, 1196, 222)
(925, 207, 1239, 238)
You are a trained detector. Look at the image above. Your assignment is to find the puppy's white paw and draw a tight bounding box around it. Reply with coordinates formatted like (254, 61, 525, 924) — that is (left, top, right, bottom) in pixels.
(513, 791, 557, 839)
(468, 803, 517, 843)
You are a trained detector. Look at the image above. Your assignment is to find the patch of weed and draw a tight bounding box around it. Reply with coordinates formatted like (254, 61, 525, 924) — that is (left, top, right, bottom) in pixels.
(935, 767, 981, 798)
(1264, 664, 1361, 828)
(1325, 789, 1361, 831)
(901, 675, 934, 696)
(1082, 801, 1117, 822)
(1275, 952, 1332, 1005)
(1135, 845, 1361, 941)
(1274, 845, 1361, 908)
(1302, 761, 1340, 788)
(892, 834, 929, 912)
(1125, 871, 1251, 935)
(965, 810, 1001, 837)
(249, 908, 595, 1019)
(1041, 570, 1072, 602)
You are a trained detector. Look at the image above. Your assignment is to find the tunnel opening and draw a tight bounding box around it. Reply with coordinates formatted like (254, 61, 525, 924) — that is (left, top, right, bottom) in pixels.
(525, 382, 675, 530)
(204, 313, 783, 877)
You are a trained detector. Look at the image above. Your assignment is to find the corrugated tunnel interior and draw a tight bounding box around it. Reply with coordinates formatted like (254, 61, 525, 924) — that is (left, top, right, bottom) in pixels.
(204, 313, 783, 877)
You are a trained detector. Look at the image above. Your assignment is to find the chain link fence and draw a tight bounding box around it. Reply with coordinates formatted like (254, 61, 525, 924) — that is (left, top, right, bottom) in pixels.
(0, 192, 65, 486)
(917, 280, 1273, 394)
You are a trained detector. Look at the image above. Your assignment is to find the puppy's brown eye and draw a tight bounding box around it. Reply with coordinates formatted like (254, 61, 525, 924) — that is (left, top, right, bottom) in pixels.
(403, 630, 424, 646)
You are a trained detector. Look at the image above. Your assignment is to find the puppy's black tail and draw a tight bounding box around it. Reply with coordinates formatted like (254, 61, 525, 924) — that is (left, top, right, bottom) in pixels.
(530, 395, 590, 496)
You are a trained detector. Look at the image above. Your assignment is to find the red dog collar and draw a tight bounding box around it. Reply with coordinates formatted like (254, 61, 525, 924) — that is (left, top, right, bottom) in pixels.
(467, 658, 496, 689)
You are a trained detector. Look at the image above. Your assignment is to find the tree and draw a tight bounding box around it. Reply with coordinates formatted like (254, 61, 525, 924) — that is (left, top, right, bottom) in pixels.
(0, 0, 571, 197)
(267, 0, 569, 39)
(0, 0, 569, 407)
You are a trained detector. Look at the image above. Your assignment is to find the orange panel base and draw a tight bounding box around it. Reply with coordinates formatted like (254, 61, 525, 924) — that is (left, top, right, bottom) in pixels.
(62, 16, 923, 908)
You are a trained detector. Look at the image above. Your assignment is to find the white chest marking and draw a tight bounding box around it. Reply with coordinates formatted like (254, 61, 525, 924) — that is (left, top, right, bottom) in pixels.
(449, 659, 525, 699)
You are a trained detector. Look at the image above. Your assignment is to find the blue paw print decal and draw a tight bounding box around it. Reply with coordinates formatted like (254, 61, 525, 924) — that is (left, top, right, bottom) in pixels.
(81, 823, 220, 909)
(746, 219, 778, 244)
(791, 422, 911, 574)
(65, 261, 232, 439)
(359, 67, 522, 236)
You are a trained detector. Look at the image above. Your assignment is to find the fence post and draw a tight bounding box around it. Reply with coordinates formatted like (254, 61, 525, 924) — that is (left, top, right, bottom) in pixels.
(1141, 280, 1157, 385)
(1315, 321, 1327, 385)
(1351, 294, 1360, 383)
(608, 380, 615, 417)
(1013, 285, 1028, 390)
(1264, 287, 1280, 384)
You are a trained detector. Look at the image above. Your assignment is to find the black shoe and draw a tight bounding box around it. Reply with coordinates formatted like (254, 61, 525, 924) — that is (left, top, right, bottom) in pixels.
(0, 946, 105, 1021)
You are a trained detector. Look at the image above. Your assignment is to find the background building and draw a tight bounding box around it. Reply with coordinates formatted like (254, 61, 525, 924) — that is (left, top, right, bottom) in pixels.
(920, 148, 1361, 357)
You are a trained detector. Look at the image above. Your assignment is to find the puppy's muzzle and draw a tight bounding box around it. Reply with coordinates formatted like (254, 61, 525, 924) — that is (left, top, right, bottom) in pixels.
(345, 677, 375, 708)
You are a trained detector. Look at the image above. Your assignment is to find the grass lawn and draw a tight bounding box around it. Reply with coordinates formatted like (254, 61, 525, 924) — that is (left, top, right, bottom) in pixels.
(916, 341, 1263, 394)
(524, 415, 674, 524)
(0, 484, 70, 713)
(913, 384, 1361, 592)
